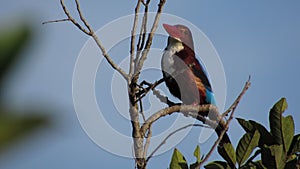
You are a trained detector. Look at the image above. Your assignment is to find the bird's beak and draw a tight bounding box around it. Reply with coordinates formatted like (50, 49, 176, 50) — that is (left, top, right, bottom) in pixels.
(163, 24, 182, 42)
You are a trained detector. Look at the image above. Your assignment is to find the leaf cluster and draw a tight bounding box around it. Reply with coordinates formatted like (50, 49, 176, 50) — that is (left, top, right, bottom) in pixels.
(0, 23, 49, 152)
(169, 98, 300, 169)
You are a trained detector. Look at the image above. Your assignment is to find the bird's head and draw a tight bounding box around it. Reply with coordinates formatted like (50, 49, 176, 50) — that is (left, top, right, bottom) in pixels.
(163, 23, 194, 50)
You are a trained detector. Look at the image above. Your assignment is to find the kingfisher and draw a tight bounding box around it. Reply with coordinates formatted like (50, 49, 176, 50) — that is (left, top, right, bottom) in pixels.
(161, 23, 230, 145)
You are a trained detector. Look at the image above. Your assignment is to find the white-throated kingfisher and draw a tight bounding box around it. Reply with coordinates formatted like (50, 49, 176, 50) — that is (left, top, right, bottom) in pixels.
(161, 23, 230, 145)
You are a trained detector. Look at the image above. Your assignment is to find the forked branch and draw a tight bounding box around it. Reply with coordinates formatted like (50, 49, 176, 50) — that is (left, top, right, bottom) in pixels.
(45, 0, 128, 79)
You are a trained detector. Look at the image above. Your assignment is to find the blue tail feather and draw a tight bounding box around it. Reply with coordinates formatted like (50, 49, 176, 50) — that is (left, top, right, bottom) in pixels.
(205, 89, 216, 105)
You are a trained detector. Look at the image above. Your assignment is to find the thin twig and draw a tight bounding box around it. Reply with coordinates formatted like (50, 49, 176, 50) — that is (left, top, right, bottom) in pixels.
(145, 84, 220, 128)
(74, 0, 93, 32)
(143, 126, 152, 160)
(196, 78, 251, 168)
(129, 0, 142, 79)
(139, 99, 146, 122)
(134, 0, 149, 67)
(140, 104, 219, 136)
(42, 18, 70, 24)
(60, 0, 90, 35)
(91, 33, 128, 79)
(134, 0, 166, 75)
(135, 78, 165, 103)
(59, 0, 128, 79)
(146, 124, 211, 163)
(222, 75, 251, 117)
(137, 0, 150, 51)
(140, 0, 146, 6)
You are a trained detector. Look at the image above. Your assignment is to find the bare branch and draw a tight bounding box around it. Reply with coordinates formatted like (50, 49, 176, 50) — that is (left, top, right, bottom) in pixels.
(140, 0, 147, 6)
(134, 0, 166, 75)
(142, 83, 221, 128)
(135, 78, 165, 103)
(137, 0, 150, 51)
(74, 0, 93, 32)
(60, 0, 90, 35)
(129, 0, 142, 79)
(197, 78, 251, 168)
(143, 126, 152, 160)
(58, 0, 128, 80)
(42, 18, 70, 24)
(146, 124, 211, 163)
(133, 0, 149, 68)
(222, 75, 251, 117)
(140, 104, 219, 136)
(139, 100, 146, 122)
(90, 33, 128, 79)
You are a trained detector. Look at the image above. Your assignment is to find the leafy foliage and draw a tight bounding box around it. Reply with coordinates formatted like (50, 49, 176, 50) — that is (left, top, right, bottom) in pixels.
(236, 130, 260, 166)
(169, 148, 188, 169)
(169, 98, 300, 169)
(207, 98, 299, 169)
(169, 146, 202, 169)
(0, 24, 31, 83)
(0, 23, 49, 153)
(218, 143, 236, 168)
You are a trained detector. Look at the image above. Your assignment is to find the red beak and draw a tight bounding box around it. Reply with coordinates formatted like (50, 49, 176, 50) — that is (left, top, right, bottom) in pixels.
(163, 24, 181, 40)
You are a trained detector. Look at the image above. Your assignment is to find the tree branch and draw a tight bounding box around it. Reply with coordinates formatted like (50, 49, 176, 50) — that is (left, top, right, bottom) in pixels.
(222, 75, 251, 117)
(137, 0, 150, 52)
(57, 0, 128, 80)
(42, 18, 70, 24)
(134, 0, 166, 75)
(90, 33, 128, 79)
(140, 104, 219, 136)
(60, 0, 90, 35)
(197, 78, 251, 168)
(135, 77, 165, 103)
(146, 124, 211, 163)
(143, 126, 152, 160)
(74, 0, 93, 32)
(129, 0, 142, 79)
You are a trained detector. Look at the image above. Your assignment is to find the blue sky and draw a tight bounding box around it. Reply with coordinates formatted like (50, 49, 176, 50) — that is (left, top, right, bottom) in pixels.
(0, 1, 299, 168)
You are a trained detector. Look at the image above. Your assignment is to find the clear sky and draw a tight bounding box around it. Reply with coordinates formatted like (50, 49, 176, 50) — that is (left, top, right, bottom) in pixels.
(0, 1, 299, 168)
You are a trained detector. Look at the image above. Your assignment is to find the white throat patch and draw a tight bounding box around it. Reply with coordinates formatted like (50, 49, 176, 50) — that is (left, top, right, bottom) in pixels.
(162, 41, 184, 75)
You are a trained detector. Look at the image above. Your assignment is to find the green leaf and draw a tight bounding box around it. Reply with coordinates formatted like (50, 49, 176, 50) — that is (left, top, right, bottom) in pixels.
(169, 148, 188, 169)
(218, 143, 236, 167)
(269, 98, 294, 153)
(286, 154, 297, 163)
(240, 160, 266, 169)
(282, 115, 294, 152)
(204, 161, 230, 169)
(236, 118, 274, 147)
(190, 145, 201, 169)
(252, 160, 267, 169)
(250, 121, 274, 147)
(194, 145, 201, 163)
(236, 130, 260, 166)
(269, 98, 288, 145)
(0, 113, 48, 151)
(284, 155, 297, 169)
(288, 134, 300, 155)
(261, 144, 286, 169)
(0, 24, 32, 83)
(237, 118, 254, 133)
